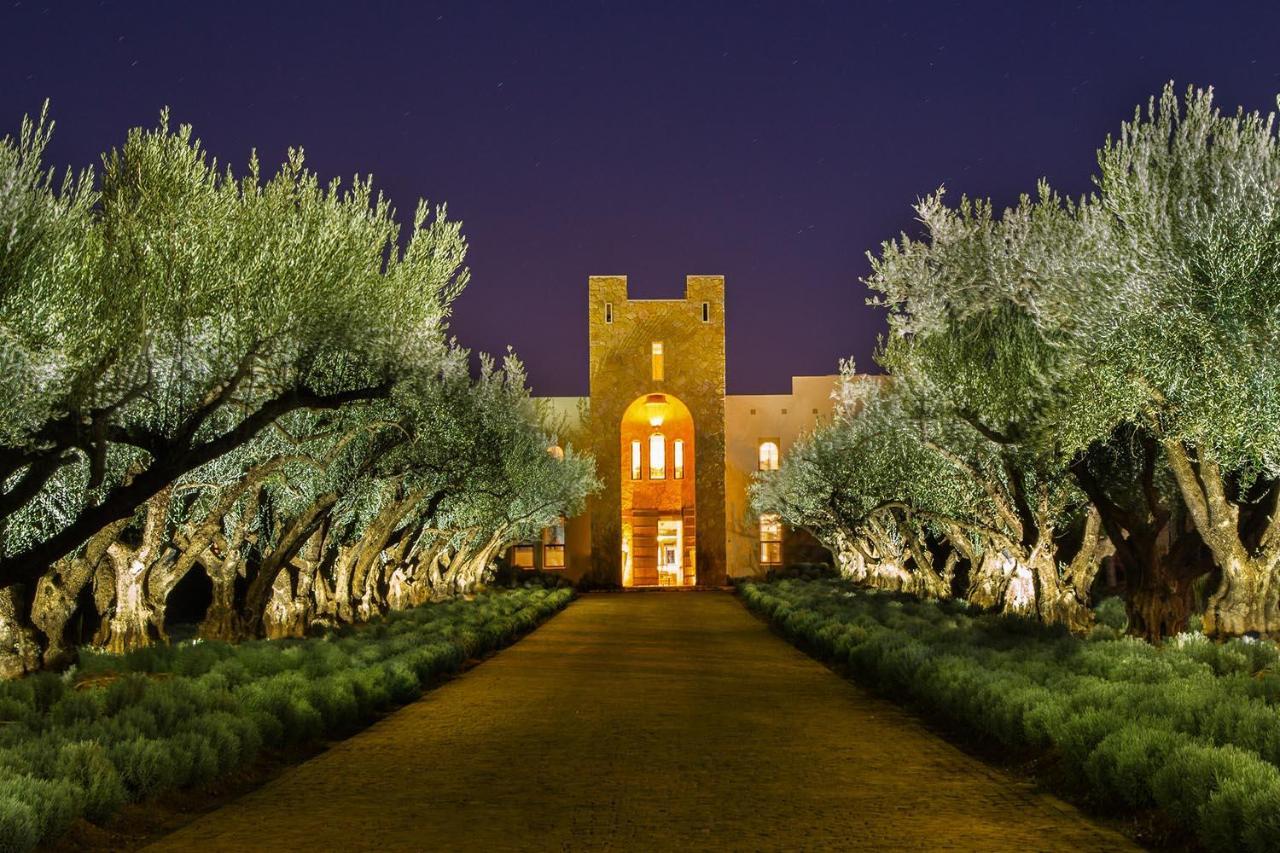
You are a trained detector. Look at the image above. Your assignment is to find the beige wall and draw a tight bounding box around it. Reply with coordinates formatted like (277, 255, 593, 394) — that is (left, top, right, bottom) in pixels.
(724, 375, 838, 578)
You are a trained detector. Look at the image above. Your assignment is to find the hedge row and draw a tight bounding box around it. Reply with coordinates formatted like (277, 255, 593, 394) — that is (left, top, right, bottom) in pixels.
(740, 579, 1280, 852)
(0, 585, 573, 852)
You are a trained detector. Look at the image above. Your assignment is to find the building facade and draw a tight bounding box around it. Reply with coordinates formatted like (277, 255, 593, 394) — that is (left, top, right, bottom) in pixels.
(509, 275, 838, 585)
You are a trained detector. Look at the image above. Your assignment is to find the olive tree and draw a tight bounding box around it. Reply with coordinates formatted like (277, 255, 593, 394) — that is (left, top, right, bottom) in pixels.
(1086, 85, 1280, 636)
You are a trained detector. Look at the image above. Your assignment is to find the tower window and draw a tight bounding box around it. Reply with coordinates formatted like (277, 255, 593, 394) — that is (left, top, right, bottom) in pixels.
(630, 440, 642, 480)
(649, 433, 666, 479)
(701, 302, 710, 322)
(651, 341, 664, 381)
(758, 439, 780, 471)
(760, 513, 783, 565)
(673, 439, 685, 479)
(605, 302, 613, 323)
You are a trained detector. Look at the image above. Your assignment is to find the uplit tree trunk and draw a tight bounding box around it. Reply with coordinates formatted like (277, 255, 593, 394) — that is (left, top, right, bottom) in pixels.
(263, 543, 322, 640)
(1163, 438, 1280, 637)
(94, 489, 171, 654)
(197, 491, 263, 641)
(0, 586, 41, 679)
(1031, 505, 1110, 632)
(29, 520, 127, 668)
(241, 493, 335, 637)
(344, 489, 425, 622)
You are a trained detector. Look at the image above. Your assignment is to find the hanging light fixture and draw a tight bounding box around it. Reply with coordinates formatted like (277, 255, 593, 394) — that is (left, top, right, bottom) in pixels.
(645, 393, 669, 427)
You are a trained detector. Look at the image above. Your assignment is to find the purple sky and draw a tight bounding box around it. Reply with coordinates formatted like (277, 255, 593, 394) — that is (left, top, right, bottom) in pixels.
(4, 1, 1279, 394)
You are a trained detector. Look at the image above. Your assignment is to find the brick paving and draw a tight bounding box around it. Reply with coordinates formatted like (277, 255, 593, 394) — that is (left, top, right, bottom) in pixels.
(147, 592, 1139, 852)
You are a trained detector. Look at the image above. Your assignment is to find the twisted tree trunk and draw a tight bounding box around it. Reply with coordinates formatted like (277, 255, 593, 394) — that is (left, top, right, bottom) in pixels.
(30, 520, 127, 668)
(1163, 439, 1280, 637)
(94, 489, 172, 654)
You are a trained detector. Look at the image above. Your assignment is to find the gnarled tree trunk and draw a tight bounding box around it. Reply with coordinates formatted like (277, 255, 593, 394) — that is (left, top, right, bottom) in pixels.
(1163, 438, 1280, 637)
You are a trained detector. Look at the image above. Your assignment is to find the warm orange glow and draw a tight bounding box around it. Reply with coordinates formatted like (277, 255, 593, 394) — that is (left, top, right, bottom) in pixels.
(645, 392, 668, 427)
(649, 433, 665, 479)
(760, 513, 782, 564)
(758, 440, 780, 471)
(619, 392, 696, 587)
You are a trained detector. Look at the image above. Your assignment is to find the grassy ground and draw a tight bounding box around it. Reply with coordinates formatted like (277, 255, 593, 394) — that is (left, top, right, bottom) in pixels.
(740, 578, 1280, 853)
(0, 585, 573, 852)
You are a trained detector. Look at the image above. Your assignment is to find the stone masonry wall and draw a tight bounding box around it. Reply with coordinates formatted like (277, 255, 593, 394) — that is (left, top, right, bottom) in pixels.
(586, 275, 727, 586)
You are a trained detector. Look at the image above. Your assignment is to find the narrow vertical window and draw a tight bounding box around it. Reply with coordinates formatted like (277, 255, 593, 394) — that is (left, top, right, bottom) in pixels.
(673, 439, 684, 479)
(702, 301, 710, 323)
(605, 302, 613, 323)
(630, 440, 642, 480)
(760, 513, 783, 565)
(651, 341, 664, 381)
(758, 440, 780, 471)
(649, 433, 665, 479)
(543, 519, 566, 568)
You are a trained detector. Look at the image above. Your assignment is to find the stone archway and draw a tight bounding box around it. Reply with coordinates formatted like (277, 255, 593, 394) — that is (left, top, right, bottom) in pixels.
(620, 393, 696, 587)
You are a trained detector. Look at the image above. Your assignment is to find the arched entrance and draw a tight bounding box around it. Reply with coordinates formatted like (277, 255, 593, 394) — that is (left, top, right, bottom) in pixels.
(620, 393, 696, 587)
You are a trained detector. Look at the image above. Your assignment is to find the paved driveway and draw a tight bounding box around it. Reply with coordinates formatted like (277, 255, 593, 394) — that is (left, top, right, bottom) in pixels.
(148, 592, 1139, 851)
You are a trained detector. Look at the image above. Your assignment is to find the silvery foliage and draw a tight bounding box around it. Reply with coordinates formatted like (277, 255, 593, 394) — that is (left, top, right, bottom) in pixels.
(0, 108, 469, 558)
(1088, 84, 1280, 479)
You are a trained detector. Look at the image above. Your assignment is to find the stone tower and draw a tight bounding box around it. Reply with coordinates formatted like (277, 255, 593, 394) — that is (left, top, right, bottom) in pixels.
(585, 275, 728, 587)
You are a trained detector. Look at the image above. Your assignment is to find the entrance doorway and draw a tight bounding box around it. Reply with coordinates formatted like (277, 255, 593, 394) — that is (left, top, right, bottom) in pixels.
(620, 392, 696, 587)
(657, 518, 683, 586)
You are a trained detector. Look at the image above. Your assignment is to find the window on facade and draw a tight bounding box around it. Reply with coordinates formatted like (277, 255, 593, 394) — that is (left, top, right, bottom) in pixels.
(630, 439, 642, 480)
(673, 439, 684, 479)
(513, 544, 536, 569)
(542, 520, 566, 569)
(760, 513, 783, 565)
(759, 440, 780, 471)
(649, 433, 666, 479)
(651, 341, 664, 381)
(605, 302, 613, 323)
(702, 302, 710, 322)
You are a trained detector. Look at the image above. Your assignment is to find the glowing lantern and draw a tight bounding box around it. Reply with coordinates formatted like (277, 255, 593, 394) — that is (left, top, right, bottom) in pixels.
(645, 393, 668, 427)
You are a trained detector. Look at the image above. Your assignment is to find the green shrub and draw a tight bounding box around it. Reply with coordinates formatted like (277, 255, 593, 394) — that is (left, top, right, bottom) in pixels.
(0, 587, 572, 848)
(1085, 724, 1190, 808)
(740, 579, 1280, 849)
(54, 742, 125, 822)
(1092, 596, 1128, 631)
(0, 775, 80, 845)
(0, 795, 39, 853)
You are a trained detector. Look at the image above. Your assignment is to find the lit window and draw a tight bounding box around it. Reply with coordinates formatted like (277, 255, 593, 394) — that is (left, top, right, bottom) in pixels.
(759, 440, 780, 471)
(649, 433, 665, 479)
(631, 440, 642, 480)
(651, 341, 664, 381)
(605, 302, 613, 323)
(543, 520, 566, 569)
(701, 301, 710, 322)
(513, 545, 535, 569)
(673, 439, 684, 479)
(760, 513, 782, 565)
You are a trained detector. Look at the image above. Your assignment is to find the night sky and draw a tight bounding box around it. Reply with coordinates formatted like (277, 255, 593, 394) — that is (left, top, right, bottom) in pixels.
(3, 1, 1279, 395)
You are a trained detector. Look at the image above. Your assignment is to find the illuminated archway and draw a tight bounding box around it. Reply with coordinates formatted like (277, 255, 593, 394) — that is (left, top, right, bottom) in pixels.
(620, 393, 696, 587)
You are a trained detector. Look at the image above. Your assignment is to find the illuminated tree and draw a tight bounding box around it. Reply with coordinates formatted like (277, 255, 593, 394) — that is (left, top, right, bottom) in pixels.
(859, 189, 1115, 629)
(1083, 85, 1280, 637)
(0, 107, 596, 671)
